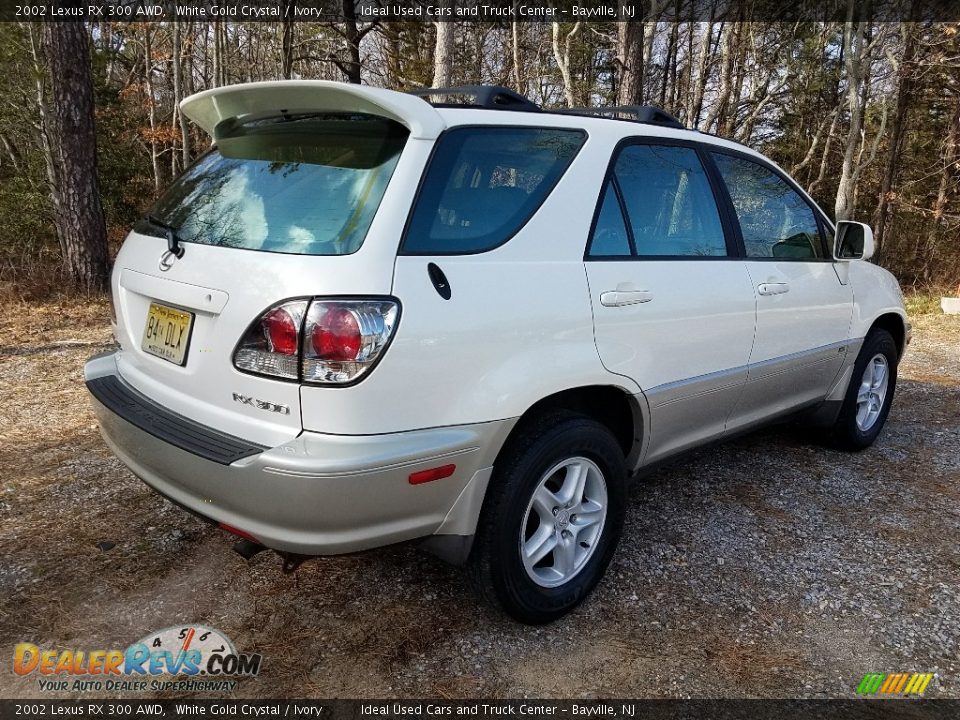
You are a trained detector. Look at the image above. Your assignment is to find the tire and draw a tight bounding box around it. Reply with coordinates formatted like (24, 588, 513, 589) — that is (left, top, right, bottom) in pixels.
(831, 329, 898, 450)
(470, 411, 627, 624)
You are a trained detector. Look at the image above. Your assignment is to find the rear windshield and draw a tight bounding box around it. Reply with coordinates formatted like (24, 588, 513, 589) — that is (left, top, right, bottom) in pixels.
(136, 113, 408, 256)
(402, 127, 586, 254)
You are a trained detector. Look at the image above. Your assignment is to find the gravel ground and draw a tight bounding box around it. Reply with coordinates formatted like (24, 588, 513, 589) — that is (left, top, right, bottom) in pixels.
(0, 300, 957, 699)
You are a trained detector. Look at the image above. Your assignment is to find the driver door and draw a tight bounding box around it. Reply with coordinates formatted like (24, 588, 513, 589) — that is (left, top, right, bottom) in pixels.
(708, 151, 854, 429)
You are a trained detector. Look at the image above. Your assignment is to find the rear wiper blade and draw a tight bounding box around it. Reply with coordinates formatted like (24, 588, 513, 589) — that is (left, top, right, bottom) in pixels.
(146, 215, 185, 258)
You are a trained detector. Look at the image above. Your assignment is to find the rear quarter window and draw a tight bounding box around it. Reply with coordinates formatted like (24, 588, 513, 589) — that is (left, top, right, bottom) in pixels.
(402, 127, 586, 255)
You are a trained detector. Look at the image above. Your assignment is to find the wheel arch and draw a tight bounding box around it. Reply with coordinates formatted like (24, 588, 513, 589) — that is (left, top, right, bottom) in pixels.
(868, 311, 908, 360)
(493, 384, 646, 471)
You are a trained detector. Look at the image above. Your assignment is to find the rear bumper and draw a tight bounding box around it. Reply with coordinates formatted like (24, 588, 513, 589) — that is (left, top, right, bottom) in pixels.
(84, 351, 511, 556)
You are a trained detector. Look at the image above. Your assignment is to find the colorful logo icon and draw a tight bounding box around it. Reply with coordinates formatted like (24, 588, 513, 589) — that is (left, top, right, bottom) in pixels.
(13, 625, 261, 686)
(856, 672, 934, 696)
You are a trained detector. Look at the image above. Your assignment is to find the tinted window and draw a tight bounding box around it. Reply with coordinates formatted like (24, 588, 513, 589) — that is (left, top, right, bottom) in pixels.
(712, 153, 823, 259)
(136, 114, 407, 256)
(403, 127, 586, 254)
(587, 184, 631, 257)
(614, 145, 727, 257)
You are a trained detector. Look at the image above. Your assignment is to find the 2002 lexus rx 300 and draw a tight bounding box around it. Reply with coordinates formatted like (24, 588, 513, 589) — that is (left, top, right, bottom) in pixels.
(86, 80, 909, 623)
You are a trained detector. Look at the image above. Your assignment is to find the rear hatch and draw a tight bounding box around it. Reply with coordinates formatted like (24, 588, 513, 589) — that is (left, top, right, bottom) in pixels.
(110, 82, 444, 447)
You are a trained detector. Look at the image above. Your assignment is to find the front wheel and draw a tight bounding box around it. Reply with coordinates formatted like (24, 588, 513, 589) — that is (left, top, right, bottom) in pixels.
(470, 412, 626, 624)
(831, 329, 898, 450)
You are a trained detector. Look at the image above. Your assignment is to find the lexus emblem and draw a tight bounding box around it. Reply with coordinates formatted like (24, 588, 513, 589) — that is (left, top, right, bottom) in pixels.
(159, 250, 177, 272)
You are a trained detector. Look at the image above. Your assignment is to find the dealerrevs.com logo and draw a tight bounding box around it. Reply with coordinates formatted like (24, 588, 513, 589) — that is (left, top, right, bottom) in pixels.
(13, 625, 262, 693)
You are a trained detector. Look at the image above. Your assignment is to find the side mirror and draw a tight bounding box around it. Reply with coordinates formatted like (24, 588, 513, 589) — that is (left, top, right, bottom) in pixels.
(834, 221, 875, 261)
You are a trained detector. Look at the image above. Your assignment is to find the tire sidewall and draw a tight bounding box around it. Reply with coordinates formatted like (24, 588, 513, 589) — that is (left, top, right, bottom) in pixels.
(839, 330, 898, 448)
(484, 416, 626, 624)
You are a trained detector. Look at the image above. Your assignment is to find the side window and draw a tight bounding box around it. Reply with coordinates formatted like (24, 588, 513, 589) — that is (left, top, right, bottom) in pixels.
(613, 144, 727, 257)
(587, 183, 631, 257)
(711, 152, 824, 259)
(403, 127, 586, 254)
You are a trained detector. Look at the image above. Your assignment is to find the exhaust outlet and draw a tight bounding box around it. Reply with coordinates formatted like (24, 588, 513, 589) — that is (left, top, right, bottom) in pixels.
(232, 538, 268, 560)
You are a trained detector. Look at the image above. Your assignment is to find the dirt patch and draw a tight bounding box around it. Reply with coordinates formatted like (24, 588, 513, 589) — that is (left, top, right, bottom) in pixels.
(0, 302, 958, 699)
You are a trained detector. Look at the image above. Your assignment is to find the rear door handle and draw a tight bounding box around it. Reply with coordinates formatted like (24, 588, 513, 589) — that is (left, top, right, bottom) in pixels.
(600, 289, 654, 307)
(757, 282, 790, 296)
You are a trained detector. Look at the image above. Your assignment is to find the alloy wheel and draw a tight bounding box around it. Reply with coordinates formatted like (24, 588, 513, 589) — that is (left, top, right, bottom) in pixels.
(856, 353, 890, 431)
(519, 457, 608, 588)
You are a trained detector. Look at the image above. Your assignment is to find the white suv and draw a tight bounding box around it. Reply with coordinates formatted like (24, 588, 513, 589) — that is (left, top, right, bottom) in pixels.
(86, 81, 909, 623)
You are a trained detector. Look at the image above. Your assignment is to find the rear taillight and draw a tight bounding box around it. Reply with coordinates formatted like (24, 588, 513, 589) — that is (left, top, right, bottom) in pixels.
(310, 305, 360, 362)
(262, 307, 299, 355)
(233, 298, 398, 385)
(303, 300, 399, 384)
(233, 300, 308, 380)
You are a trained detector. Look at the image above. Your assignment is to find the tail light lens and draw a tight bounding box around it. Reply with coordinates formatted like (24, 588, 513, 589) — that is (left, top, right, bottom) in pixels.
(233, 300, 308, 380)
(262, 307, 300, 355)
(233, 298, 398, 385)
(303, 300, 399, 384)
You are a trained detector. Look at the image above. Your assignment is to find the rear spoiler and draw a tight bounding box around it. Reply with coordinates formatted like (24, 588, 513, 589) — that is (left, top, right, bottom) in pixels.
(180, 80, 446, 140)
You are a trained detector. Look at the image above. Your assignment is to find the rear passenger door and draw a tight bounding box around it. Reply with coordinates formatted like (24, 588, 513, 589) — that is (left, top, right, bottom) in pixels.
(709, 151, 854, 429)
(584, 140, 756, 465)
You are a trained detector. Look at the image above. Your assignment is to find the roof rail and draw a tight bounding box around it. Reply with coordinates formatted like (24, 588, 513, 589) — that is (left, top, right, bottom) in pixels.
(554, 105, 685, 129)
(407, 85, 541, 113)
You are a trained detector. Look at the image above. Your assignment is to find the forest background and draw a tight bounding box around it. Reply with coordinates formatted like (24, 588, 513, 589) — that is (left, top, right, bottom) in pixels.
(3, 5, 959, 296)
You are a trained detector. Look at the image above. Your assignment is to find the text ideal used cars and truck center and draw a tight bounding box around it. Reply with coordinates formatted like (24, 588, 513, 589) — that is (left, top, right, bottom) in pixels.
(85, 81, 910, 624)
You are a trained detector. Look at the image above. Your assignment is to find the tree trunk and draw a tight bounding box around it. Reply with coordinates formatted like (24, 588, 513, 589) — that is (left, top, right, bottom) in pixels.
(0, 132, 21, 171)
(143, 26, 161, 191)
(433, 10, 455, 87)
(660, 18, 680, 110)
(186, 23, 196, 97)
(28, 24, 57, 200)
(41, 23, 110, 293)
(172, 20, 191, 171)
(688, 17, 716, 129)
(615, 9, 643, 106)
(664, 15, 679, 112)
(721, 26, 749, 138)
(511, 17, 522, 90)
(701, 23, 738, 133)
(835, 15, 868, 221)
(281, 0, 296, 79)
(341, 0, 362, 84)
(212, 21, 222, 88)
(874, 22, 916, 254)
(921, 94, 960, 283)
(642, 0, 658, 77)
(551, 21, 582, 107)
(808, 109, 841, 196)
(383, 23, 402, 88)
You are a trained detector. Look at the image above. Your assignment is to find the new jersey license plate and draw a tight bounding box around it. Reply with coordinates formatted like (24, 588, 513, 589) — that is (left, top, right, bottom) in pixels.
(141, 302, 194, 366)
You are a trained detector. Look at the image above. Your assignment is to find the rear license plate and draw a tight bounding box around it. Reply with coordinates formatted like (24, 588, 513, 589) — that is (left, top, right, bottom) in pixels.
(141, 302, 194, 366)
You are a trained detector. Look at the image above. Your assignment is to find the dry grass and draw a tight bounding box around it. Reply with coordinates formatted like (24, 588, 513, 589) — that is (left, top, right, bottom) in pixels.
(704, 638, 804, 688)
(904, 287, 960, 318)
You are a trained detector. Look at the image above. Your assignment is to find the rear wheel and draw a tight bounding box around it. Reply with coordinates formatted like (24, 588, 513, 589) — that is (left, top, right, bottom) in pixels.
(470, 412, 626, 624)
(831, 329, 898, 450)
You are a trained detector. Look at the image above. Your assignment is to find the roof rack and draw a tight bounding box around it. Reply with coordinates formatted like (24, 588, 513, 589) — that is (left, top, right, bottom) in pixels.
(407, 85, 541, 113)
(406, 85, 686, 129)
(554, 105, 685, 129)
